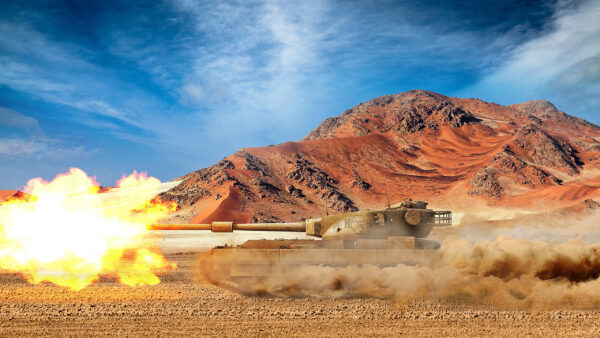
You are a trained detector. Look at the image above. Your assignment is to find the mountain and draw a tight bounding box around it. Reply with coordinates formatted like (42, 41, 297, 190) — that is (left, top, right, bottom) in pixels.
(0, 190, 29, 203)
(160, 90, 600, 223)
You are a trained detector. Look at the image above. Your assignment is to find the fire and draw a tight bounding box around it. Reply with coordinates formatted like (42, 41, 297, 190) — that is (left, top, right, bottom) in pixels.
(0, 168, 177, 291)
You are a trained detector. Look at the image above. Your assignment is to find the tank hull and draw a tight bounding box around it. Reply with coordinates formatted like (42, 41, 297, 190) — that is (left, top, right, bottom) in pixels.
(198, 237, 440, 295)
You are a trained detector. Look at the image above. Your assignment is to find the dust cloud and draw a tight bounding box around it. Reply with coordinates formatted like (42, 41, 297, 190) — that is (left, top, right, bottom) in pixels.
(214, 209, 600, 307)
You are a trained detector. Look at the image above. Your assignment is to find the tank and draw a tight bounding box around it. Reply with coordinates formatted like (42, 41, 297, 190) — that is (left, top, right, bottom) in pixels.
(148, 198, 451, 294)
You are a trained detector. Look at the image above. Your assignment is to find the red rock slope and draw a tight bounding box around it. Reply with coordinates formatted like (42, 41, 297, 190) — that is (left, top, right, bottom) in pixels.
(160, 90, 600, 223)
(0, 190, 25, 203)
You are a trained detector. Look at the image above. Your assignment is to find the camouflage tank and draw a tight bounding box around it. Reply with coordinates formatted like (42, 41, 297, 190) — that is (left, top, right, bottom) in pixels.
(149, 198, 451, 294)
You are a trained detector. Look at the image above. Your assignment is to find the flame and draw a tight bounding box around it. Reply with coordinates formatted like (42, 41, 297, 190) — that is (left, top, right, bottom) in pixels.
(0, 168, 177, 291)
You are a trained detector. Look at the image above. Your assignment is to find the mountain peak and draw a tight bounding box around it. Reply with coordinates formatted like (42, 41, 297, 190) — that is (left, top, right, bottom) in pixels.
(511, 99, 560, 117)
(510, 99, 598, 129)
(303, 90, 478, 141)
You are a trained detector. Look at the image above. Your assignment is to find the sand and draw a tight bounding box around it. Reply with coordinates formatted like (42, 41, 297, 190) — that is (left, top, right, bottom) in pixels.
(2, 252, 600, 337)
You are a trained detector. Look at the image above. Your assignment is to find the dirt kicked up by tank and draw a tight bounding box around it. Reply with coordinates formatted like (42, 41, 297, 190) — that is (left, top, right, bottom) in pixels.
(149, 198, 451, 294)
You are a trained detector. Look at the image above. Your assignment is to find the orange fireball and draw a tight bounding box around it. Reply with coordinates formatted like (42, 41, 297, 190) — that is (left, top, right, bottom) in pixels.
(0, 168, 177, 291)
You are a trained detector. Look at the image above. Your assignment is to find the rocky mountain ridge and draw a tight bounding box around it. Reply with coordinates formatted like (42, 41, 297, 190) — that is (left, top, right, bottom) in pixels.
(161, 90, 600, 223)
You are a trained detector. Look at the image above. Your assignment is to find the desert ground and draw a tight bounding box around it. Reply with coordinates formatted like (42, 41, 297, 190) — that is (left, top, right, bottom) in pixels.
(1, 231, 600, 337)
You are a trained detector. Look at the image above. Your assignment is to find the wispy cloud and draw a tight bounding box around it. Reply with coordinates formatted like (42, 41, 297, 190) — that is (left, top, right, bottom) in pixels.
(0, 138, 45, 156)
(0, 107, 39, 130)
(167, 0, 350, 153)
(0, 22, 158, 134)
(545, 55, 600, 115)
(0, 137, 97, 159)
(0, 107, 89, 160)
(461, 0, 600, 116)
(167, 0, 513, 155)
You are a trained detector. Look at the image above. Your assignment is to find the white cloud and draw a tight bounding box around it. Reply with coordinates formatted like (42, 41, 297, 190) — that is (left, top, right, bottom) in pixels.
(169, 0, 343, 152)
(0, 137, 98, 159)
(461, 0, 600, 116)
(0, 139, 46, 156)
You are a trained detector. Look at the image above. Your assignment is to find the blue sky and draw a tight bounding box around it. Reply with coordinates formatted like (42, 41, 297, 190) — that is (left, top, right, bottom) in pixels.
(0, 0, 598, 189)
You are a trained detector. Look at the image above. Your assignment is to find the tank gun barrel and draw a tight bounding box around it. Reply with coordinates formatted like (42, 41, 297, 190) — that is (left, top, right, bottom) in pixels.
(234, 222, 306, 231)
(147, 224, 211, 231)
(147, 221, 306, 232)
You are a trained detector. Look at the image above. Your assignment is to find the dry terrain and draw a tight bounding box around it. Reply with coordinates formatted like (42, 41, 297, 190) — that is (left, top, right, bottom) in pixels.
(2, 252, 600, 337)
